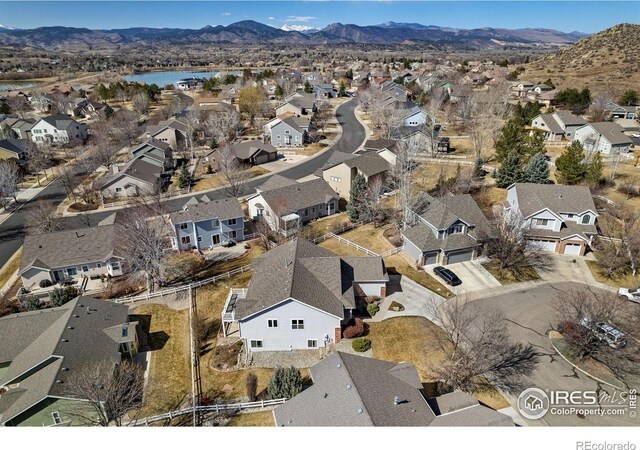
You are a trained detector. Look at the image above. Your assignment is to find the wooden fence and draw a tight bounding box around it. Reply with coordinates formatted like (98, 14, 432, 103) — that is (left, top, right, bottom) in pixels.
(126, 398, 287, 426)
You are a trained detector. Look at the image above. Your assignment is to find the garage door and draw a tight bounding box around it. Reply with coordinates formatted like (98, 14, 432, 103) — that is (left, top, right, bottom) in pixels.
(528, 239, 557, 252)
(447, 249, 474, 264)
(423, 251, 438, 265)
(563, 243, 582, 256)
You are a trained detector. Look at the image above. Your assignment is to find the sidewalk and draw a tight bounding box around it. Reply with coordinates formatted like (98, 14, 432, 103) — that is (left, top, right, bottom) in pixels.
(0, 181, 50, 226)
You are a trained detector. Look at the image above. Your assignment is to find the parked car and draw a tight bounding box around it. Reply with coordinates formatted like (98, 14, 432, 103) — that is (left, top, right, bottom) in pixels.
(433, 266, 462, 286)
(632, 133, 640, 139)
(579, 317, 627, 349)
(618, 287, 640, 304)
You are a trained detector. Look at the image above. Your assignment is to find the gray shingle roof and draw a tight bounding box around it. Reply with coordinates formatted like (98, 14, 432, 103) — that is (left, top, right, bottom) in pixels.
(343, 152, 390, 178)
(403, 222, 479, 253)
(39, 114, 79, 130)
(0, 296, 131, 425)
(511, 183, 597, 218)
(535, 114, 563, 134)
(0, 139, 27, 156)
(96, 158, 162, 190)
(19, 224, 120, 274)
(260, 178, 338, 213)
(363, 138, 398, 152)
(235, 239, 387, 320)
(256, 174, 299, 192)
(229, 140, 277, 160)
(580, 122, 633, 146)
(169, 197, 243, 224)
(554, 110, 586, 127)
(417, 194, 490, 236)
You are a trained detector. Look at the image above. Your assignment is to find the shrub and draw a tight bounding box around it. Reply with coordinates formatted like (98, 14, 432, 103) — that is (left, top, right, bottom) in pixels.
(367, 303, 379, 317)
(342, 318, 365, 339)
(50, 286, 79, 307)
(206, 164, 214, 174)
(22, 295, 41, 311)
(266, 366, 303, 400)
(352, 337, 372, 352)
(246, 372, 258, 402)
(328, 219, 349, 233)
(39, 279, 53, 288)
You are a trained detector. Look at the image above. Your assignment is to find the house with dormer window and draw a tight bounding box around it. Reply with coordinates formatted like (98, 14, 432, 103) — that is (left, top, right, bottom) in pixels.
(504, 183, 598, 256)
(402, 194, 491, 266)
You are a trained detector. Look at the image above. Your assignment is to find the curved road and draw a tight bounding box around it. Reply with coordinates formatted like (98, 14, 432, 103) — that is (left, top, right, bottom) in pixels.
(0, 99, 365, 268)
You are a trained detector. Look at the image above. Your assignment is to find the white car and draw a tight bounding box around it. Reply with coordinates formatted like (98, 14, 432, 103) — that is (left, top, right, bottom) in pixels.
(618, 287, 640, 304)
(632, 133, 640, 139)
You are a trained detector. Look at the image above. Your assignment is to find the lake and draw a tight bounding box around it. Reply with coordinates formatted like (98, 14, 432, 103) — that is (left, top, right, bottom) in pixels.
(0, 80, 44, 92)
(123, 70, 242, 87)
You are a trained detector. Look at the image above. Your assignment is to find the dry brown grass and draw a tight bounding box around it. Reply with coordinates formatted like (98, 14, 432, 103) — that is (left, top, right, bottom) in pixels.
(193, 166, 269, 192)
(585, 260, 640, 288)
(318, 238, 369, 256)
(0, 248, 21, 289)
(335, 223, 396, 254)
(228, 411, 275, 427)
(482, 260, 540, 285)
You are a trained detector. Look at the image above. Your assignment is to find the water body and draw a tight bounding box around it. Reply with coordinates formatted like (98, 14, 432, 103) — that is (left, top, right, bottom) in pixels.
(0, 80, 44, 92)
(123, 69, 242, 87)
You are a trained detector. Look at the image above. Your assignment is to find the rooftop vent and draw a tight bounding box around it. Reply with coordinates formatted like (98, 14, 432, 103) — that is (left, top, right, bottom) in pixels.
(336, 363, 341, 368)
(56, 380, 63, 384)
(67, 326, 74, 330)
(61, 339, 68, 343)
(357, 408, 363, 414)
(346, 384, 352, 390)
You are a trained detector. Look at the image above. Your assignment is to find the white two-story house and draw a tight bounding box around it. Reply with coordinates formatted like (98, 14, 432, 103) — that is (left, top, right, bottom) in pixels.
(169, 197, 245, 251)
(220, 239, 388, 352)
(504, 183, 598, 256)
(529, 110, 586, 141)
(402, 194, 492, 266)
(573, 122, 633, 155)
(30, 114, 88, 146)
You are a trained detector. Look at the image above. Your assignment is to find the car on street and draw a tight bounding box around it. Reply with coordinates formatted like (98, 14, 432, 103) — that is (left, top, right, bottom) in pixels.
(617, 287, 640, 304)
(632, 133, 640, 138)
(433, 266, 462, 286)
(579, 317, 627, 349)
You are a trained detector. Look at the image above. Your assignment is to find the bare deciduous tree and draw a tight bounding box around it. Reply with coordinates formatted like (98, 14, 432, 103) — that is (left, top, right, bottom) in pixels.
(238, 86, 266, 127)
(57, 163, 79, 203)
(427, 295, 538, 394)
(204, 108, 241, 145)
(0, 160, 22, 208)
(217, 145, 250, 198)
(132, 91, 150, 116)
(6, 95, 30, 118)
(51, 92, 74, 116)
(554, 286, 640, 381)
(63, 360, 144, 427)
(0, 123, 18, 140)
(24, 199, 60, 233)
(588, 92, 614, 122)
(393, 137, 420, 228)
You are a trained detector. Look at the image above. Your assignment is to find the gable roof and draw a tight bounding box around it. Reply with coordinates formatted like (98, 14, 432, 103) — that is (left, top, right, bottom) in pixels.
(19, 224, 120, 274)
(274, 352, 513, 427)
(0, 296, 132, 425)
(554, 110, 586, 127)
(511, 183, 597, 217)
(260, 178, 338, 213)
(235, 239, 387, 320)
(579, 122, 633, 146)
(283, 95, 315, 111)
(228, 140, 277, 160)
(0, 139, 27, 156)
(96, 158, 162, 190)
(36, 114, 80, 130)
(169, 197, 243, 224)
(363, 138, 398, 153)
(417, 194, 490, 236)
(342, 152, 390, 178)
(146, 118, 188, 136)
(534, 114, 563, 134)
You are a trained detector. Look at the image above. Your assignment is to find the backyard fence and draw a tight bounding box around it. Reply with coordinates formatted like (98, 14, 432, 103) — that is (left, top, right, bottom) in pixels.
(126, 398, 287, 426)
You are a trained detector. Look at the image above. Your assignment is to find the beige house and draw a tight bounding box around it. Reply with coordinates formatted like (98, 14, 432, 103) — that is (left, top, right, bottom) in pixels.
(322, 152, 390, 200)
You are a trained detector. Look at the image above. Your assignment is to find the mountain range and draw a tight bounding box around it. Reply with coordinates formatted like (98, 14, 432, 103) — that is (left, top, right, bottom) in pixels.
(0, 20, 590, 50)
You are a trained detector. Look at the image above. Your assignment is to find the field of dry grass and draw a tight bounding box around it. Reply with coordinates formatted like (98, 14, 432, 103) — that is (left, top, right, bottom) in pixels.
(318, 238, 369, 257)
(334, 223, 396, 254)
(192, 166, 269, 192)
(228, 411, 275, 426)
(585, 260, 640, 289)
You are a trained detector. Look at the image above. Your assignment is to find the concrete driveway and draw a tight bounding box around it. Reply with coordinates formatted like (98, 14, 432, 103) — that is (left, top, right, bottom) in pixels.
(464, 282, 638, 426)
(378, 274, 447, 323)
(424, 259, 502, 296)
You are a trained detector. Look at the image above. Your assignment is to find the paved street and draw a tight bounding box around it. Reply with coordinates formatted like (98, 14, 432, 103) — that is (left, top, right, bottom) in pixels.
(0, 98, 365, 269)
(463, 282, 639, 426)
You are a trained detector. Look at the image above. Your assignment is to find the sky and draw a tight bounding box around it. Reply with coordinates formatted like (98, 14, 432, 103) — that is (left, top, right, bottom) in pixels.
(0, 1, 638, 33)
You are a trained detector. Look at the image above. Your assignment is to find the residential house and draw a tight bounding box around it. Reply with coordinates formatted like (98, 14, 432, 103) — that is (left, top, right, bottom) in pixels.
(169, 197, 244, 251)
(269, 116, 309, 148)
(0, 296, 138, 426)
(146, 119, 188, 152)
(95, 159, 164, 199)
(0, 117, 34, 140)
(129, 138, 174, 171)
(220, 239, 388, 350)
(403, 104, 428, 127)
(511, 81, 535, 98)
(322, 152, 390, 200)
(0, 139, 27, 162)
(573, 122, 634, 155)
(66, 97, 108, 118)
(273, 352, 514, 427)
(605, 102, 638, 120)
(530, 110, 587, 141)
(18, 224, 124, 292)
(381, 81, 412, 101)
(504, 183, 598, 256)
(360, 138, 399, 166)
(30, 114, 87, 146)
(460, 73, 488, 87)
(313, 84, 338, 99)
(275, 94, 316, 117)
(211, 140, 278, 169)
(403, 194, 492, 266)
(247, 176, 339, 233)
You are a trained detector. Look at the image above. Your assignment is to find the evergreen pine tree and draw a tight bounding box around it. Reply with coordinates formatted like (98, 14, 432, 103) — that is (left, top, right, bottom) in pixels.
(495, 120, 526, 163)
(523, 132, 546, 164)
(177, 164, 191, 189)
(556, 141, 586, 185)
(585, 152, 603, 184)
(346, 174, 369, 222)
(523, 152, 550, 184)
(267, 366, 303, 399)
(496, 150, 524, 188)
(473, 157, 485, 179)
(274, 85, 284, 98)
(304, 80, 312, 93)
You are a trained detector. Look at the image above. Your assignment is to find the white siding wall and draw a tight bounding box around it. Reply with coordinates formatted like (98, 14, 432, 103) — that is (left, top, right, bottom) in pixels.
(528, 210, 561, 232)
(238, 298, 341, 351)
(355, 282, 385, 297)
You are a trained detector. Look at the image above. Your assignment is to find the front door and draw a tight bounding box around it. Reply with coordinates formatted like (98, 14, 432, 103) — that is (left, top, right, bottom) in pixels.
(53, 270, 63, 282)
(212, 234, 221, 246)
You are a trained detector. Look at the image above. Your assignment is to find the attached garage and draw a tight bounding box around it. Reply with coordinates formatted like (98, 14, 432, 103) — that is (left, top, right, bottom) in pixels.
(446, 249, 474, 264)
(422, 251, 438, 265)
(563, 243, 583, 256)
(528, 239, 557, 252)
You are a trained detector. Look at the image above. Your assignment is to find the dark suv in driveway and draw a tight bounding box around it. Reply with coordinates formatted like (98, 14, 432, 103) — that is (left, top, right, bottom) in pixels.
(433, 266, 462, 286)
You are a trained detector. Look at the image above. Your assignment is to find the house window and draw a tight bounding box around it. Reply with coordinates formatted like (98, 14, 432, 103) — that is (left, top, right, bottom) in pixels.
(212, 219, 219, 227)
(582, 214, 591, 224)
(212, 234, 221, 245)
(304, 208, 309, 216)
(197, 236, 202, 242)
(121, 327, 128, 337)
(311, 206, 315, 213)
(81, 265, 89, 272)
(228, 218, 237, 226)
(268, 319, 278, 328)
(250, 340, 263, 349)
(179, 223, 188, 230)
(97, 263, 102, 268)
(257, 208, 264, 216)
(66, 267, 78, 276)
(291, 319, 305, 330)
(181, 236, 191, 245)
(115, 187, 122, 193)
(111, 262, 120, 271)
(567, 214, 574, 219)
(307, 339, 318, 348)
(229, 230, 237, 239)
(533, 218, 550, 227)
(448, 224, 464, 234)
(51, 411, 62, 425)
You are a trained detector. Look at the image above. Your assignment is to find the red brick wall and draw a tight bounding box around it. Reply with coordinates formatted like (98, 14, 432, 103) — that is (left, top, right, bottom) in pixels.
(334, 327, 342, 344)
